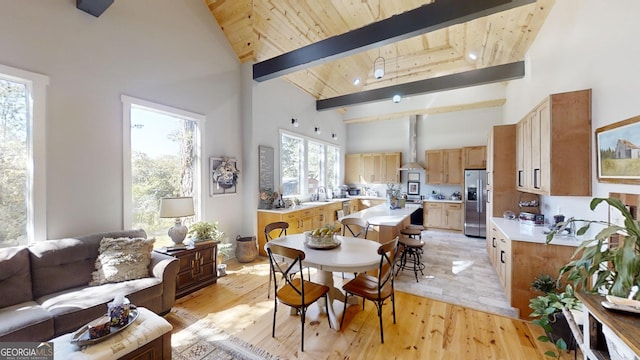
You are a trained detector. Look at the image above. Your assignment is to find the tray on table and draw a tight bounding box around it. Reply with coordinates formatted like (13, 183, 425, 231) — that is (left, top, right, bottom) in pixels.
(70, 306, 139, 346)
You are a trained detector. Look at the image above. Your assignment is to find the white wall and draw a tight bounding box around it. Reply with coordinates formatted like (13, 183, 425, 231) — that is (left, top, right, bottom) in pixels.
(505, 0, 640, 221)
(0, 0, 244, 239)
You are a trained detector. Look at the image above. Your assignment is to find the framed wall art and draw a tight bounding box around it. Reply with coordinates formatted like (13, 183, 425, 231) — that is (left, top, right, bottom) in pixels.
(596, 115, 640, 184)
(407, 181, 420, 195)
(210, 157, 239, 196)
(408, 172, 420, 181)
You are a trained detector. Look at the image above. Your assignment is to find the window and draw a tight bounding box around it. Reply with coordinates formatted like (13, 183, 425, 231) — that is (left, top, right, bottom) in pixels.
(279, 130, 340, 197)
(0, 64, 48, 248)
(122, 96, 203, 248)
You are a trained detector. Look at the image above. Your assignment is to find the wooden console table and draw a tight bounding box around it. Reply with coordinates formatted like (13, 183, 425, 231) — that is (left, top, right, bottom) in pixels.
(575, 292, 640, 359)
(156, 241, 218, 298)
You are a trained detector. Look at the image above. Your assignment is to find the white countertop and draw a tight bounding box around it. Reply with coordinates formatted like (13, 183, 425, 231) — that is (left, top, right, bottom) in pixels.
(342, 203, 421, 226)
(423, 199, 463, 204)
(491, 217, 581, 247)
(257, 198, 346, 214)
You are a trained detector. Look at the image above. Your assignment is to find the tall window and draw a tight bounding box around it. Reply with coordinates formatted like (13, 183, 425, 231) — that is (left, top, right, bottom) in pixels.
(0, 65, 47, 248)
(122, 96, 203, 248)
(281, 133, 303, 196)
(280, 130, 340, 197)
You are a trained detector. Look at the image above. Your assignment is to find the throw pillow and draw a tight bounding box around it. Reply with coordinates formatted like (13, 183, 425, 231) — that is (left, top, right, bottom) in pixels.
(90, 237, 155, 286)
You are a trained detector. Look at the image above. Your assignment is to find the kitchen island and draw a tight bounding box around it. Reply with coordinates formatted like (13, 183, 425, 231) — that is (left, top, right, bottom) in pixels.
(342, 203, 422, 243)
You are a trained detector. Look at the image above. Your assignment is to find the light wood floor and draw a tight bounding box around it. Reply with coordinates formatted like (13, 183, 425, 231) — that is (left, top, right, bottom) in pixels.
(169, 257, 561, 359)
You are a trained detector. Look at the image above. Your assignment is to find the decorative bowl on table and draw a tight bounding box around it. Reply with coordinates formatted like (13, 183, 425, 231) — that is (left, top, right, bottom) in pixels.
(304, 228, 341, 250)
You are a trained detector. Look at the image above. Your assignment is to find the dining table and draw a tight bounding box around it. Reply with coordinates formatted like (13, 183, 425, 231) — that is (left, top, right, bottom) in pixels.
(265, 233, 381, 329)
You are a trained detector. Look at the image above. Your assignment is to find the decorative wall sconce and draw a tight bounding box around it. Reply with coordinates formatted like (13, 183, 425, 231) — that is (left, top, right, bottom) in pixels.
(314, 127, 321, 134)
(291, 118, 299, 127)
(331, 133, 338, 140)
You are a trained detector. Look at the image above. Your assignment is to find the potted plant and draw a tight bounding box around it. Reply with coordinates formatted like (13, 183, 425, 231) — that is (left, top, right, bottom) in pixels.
(188, 221, 224, 243)
(545, 197, 640, 300)
(529, 275, 581, 358)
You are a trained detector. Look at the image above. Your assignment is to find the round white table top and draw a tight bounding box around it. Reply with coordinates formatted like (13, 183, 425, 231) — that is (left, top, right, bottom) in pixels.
(266, 234, 380, 273)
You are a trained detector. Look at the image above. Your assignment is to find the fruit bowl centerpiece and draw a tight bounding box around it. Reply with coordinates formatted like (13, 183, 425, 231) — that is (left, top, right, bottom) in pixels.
(304, 224, 341, 249)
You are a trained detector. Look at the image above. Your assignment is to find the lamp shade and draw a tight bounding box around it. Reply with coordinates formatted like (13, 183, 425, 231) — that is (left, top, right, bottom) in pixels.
(159, 197, 195, 218)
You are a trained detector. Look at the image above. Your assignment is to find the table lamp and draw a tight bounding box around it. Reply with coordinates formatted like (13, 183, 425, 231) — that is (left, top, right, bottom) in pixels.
(159, 197, 195, 244)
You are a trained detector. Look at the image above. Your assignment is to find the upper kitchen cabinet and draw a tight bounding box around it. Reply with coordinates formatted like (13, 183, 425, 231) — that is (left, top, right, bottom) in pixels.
(463, 146, 487, 169)
(382, 152, 401, 183)
(515, 89, 592, 196)
(425, 149, 462, 185)
(345, 154, 361, 184)
(345, 152, 401, 184)
(361, 153, 383, 183)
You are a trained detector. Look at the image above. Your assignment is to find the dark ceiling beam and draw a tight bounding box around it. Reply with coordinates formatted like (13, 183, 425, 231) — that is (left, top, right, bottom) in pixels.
(253, 0, 535, 82)
(316, 61, 525, 111)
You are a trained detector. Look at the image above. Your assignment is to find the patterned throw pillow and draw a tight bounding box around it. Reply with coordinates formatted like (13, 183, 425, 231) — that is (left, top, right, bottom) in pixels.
(90, 237, 155, 285)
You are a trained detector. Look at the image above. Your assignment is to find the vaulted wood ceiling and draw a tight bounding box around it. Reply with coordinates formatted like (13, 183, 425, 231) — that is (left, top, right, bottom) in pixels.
(205, 0, 554, 106)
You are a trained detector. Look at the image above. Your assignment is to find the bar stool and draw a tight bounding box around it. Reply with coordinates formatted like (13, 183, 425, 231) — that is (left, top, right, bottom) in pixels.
(400, 227, 422, 240)
(395, 236, 425, 282)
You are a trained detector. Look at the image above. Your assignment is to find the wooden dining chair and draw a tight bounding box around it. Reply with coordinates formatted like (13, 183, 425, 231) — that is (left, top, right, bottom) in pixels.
(340, 217, 370, 239)
(264, 221, 310, 298)
(341, 237, 399, 344)
(266, 243, 331, 352)
(339, 217, 371, 278)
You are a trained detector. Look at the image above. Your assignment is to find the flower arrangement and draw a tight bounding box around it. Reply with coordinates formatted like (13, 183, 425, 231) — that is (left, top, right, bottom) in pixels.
(386, 183, 401, 199)
(259, 187, 276, 209)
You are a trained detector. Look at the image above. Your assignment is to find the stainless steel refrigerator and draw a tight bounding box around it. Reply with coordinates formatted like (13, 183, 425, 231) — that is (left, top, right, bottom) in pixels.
(464, 169, 487, 237)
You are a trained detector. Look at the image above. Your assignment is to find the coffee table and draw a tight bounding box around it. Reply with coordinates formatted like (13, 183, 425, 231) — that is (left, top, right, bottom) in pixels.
(52, 307, 172, 360)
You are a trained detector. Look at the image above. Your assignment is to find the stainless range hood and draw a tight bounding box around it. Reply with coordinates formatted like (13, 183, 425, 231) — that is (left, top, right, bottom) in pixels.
(399, 115, 424, 171)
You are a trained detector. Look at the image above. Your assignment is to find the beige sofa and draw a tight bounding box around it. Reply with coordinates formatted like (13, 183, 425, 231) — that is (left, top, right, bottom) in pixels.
(0, 229, 179, 341)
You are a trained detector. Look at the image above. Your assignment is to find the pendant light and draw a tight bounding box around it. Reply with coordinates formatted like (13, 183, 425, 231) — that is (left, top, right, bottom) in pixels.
(372, 0, 385, 80)
(373, 54, 385, 79)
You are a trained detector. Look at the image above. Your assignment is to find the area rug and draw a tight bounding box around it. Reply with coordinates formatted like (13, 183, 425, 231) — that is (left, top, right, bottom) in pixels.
(166, 309, 279, 360)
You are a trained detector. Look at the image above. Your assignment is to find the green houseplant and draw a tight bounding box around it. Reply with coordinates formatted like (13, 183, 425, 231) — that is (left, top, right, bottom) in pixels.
(546, 197, 640, 299)
(188, 221, 224, 243)
(529, 275, 581, 358)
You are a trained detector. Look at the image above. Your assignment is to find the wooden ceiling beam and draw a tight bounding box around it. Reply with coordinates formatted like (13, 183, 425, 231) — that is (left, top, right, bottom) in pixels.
(316, 61, 524, 111)
(253, 0, 535, 82)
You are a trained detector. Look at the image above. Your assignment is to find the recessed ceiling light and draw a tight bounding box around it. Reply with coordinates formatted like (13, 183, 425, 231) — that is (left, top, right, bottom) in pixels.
(392, 94, 402, 103)
(353, 78, 361, 86)
(468, 52, 477, 60)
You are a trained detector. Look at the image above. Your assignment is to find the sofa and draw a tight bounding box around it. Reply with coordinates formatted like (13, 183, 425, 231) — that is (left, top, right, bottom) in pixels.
(0, 229, 179, 341)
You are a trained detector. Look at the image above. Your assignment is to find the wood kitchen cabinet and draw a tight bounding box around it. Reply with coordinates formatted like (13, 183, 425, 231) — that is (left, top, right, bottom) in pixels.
(345, 154, 361, 184)
(257, 208, 314, 256)
(423, 201, 462, 230)
(345, 152, 401, 184)
(463, 146, 486, 169)
(160, 242, 218, 299)
(258, 203, 346, 256)
(425, 149, 462, 185)
(382, 152, 401, 183)
(489, 219, 578, 319)
(486, 125, 519, 234)
(362, 153, 383, 183)
(515, 89, 592, 196)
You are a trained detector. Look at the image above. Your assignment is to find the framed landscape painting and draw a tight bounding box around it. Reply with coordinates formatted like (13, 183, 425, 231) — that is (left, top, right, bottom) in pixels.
(596, 115, 640, 184)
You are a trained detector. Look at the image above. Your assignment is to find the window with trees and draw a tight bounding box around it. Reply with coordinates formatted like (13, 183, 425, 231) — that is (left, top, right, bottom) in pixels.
(280, 130, 340, 198)
(122, 96, 203, 248)
(0, 65, 48, 248)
